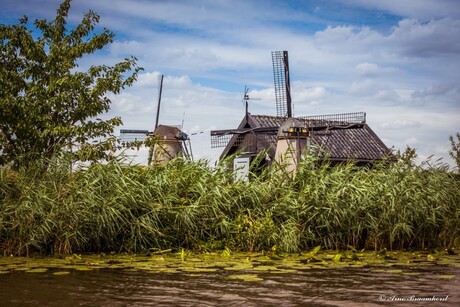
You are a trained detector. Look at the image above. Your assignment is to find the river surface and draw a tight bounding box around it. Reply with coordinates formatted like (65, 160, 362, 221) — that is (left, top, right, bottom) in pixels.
(0, 265, 458, 306)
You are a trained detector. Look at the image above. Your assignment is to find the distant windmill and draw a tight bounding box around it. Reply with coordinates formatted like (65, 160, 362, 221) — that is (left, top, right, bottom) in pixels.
(119, 74, 193, 164)
(242, 85, 261, 122)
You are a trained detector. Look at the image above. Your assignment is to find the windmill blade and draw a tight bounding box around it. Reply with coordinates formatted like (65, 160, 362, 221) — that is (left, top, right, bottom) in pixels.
(119, 129, 150, 142)
(210, 126, 278, 148)
(210, 134, 233, 148)
(190, 131, 206, 136)
(272, 50, 292, 117)
(299, 112, 366, 129)
(242, 85, 249, 104)
(181, 139, 193, 161)
(120, 129, 150, 134)
(211, 127, 279, 136)
(210, 113, 366, 148)
(155, 74, 164, 129)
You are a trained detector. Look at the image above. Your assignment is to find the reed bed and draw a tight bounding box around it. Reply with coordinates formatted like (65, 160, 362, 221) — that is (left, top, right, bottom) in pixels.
(0, 155, 459, 256)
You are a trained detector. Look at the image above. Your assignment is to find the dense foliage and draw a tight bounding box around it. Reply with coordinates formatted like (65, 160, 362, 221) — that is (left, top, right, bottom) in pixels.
(0, 0, 141, 168)
(0, 155, 458, 256)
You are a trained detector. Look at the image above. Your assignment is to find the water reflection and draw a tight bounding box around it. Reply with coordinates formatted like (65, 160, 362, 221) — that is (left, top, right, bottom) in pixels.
(0, 265, 458, 306)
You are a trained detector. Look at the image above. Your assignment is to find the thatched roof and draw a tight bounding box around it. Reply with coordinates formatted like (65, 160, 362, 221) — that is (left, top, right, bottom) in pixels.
(220, 114, 394, 164)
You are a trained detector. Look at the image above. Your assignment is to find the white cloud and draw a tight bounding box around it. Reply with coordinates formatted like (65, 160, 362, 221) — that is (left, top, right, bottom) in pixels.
(110, 93, 152, 115)
(390, 18, 460, 57)
(374, 90, 401, 102)
(109, 40, 144, 57)
(356, 63, 380, 76)
(355, 62, 399, 77)
(380, 120, 421, 130)
(412, 83, 459, 98)
(293, 84, 327, 103)
(405, 137, 422, 146)
(136, 72, 163, 88)
(314, 25, 383, 53)
(349, 80, 377, 96)
(338, 0, 460, 20)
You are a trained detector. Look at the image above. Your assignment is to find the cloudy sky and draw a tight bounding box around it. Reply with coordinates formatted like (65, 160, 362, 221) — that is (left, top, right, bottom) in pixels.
(2, 0, 459, 167)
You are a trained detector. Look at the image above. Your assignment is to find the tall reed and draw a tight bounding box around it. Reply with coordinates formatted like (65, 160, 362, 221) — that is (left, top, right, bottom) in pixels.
(0, 153, 459, 256)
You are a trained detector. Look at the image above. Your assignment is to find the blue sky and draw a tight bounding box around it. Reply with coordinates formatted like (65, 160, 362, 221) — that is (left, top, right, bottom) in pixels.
(2, 0, 460, 167)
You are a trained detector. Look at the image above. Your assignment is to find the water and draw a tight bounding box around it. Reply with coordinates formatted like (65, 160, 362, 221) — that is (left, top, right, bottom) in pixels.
(0, 265, 458, 306)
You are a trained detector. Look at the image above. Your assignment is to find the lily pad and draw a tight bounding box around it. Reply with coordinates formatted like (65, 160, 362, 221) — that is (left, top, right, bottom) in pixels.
(269, 268, 298, 274)
(53, 271, 71, 276)
(74, 266, 94, 271)
(251, 265, 279, 272)
(26, 268, 48, 273)
(155, 268, 179, 273)
(372, 269, 404, 274)
(227, 274, 263, 282)
(223, 265, 253, 271)
(180, 267, 219, 273)
(436, 275, 456, 279)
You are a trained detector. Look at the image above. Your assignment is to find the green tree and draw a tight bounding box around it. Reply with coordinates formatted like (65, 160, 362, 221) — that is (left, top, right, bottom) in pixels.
(449, 132, 460, 172)
(0, 0, 142, 168)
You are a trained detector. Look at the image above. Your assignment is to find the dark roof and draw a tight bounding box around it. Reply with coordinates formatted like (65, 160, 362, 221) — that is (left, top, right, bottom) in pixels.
(220, 114, 393, 163)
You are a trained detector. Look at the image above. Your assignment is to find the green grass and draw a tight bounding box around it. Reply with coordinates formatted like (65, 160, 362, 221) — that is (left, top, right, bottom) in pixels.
(0, 154, 459, 256)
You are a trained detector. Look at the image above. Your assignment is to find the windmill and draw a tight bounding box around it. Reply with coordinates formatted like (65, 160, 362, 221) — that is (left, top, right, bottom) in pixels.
(119, 74, 193, 164)
(210, 50, 369, 174)
(242, 85, 261, 122)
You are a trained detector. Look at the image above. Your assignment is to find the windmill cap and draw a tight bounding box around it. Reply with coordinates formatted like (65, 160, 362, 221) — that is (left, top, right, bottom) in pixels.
(277, 117, 308, 138)
(154, 125, 182, 139)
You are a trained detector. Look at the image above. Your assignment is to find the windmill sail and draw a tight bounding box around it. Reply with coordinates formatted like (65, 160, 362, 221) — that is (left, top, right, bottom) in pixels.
(272, 51, 292, 117)
(119, 129, 150, 142)
(155, 74, 164, 129)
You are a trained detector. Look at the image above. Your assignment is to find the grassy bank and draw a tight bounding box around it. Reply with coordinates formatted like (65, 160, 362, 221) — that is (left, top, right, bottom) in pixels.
(0, 156, 459, 256)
